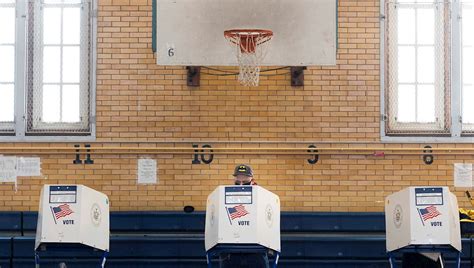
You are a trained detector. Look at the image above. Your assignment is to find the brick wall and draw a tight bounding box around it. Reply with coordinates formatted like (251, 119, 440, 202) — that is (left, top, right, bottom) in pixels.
(1, 0, 472, 212)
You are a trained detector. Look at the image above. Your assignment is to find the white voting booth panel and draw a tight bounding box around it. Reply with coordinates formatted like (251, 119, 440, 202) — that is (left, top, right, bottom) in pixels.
(35, 185, 110, 252)
(205, 186, 280, 252)
(385, 187, 461, 252)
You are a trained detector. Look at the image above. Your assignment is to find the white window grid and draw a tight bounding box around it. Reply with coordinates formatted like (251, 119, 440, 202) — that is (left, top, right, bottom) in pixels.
(0, 0, 96, 142)
(461, 1, 474, 132)
(385, 0, 449, 135)
(0, 1, 16, 133)
(381, 0, 474, 142)
(28, 0, 91, 133)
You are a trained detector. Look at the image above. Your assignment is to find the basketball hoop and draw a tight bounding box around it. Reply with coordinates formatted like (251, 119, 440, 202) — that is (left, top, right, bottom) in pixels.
(224, 29, 273, 86)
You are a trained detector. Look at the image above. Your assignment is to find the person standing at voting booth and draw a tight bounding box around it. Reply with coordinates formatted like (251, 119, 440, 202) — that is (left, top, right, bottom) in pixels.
(215, 164, 268, 268)
(205, 164, 280, 268)
(218, 164, 269, 268)
(233, 164, 258, 186)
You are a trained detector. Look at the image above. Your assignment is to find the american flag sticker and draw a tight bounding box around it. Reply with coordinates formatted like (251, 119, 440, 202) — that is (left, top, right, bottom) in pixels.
(226, 205, 249, 224)
(417, 205, 441, 225)
(50, 204, 74, 224)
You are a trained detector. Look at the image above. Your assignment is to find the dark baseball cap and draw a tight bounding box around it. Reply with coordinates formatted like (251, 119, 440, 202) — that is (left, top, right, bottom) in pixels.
(233, 164, 253, 177)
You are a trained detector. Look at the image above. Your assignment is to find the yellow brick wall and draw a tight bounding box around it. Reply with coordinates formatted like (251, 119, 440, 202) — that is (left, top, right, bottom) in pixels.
(1, 0, 472, 212)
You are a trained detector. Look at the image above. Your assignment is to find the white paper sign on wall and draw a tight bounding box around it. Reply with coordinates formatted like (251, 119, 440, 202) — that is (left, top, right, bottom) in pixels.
(137, 158, 157, 184)
(454, 163, 473, 188)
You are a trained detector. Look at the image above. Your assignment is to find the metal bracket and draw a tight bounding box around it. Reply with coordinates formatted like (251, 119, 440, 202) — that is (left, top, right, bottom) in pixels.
(187, 66, 201, 87)
(423, 145, 434, 165)
(307, 144, 319, 164)
(290, 67, 306, 87)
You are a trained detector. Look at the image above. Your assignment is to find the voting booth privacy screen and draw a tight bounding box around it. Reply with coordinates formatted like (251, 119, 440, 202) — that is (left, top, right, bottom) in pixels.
(205, 186, 280, 252)
(385, 187, 461, 252)
(35, 185, 110, 252)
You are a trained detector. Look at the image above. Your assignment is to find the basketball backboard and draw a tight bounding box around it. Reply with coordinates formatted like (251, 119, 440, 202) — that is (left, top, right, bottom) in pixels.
(155, 0, 337, 66)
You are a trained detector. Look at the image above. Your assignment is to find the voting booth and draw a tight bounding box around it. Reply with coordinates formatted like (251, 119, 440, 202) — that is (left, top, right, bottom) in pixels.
(385, 187, 461, 267)
(205, 185, 281, 267)
(35, 185, 110, 267)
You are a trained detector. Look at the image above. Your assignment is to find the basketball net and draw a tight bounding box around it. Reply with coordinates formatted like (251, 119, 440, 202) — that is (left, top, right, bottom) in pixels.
(224, 30, 273, 87)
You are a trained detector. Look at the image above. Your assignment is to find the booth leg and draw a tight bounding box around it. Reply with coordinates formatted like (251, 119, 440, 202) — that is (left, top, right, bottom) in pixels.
(35, 252, 40, 268)
(388, 252, 396, 268)
(100, 251, 108, 268)
(272, 252, 280, 268)
(439, 254, 445, 268)
(456, 251, 461, 268)
(206, 252, 212, 268)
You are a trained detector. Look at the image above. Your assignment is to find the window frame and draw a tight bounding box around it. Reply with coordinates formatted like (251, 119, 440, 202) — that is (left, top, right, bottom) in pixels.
(0, 1, 16, 133)
(0, 0, 96, 142)
(389, 2, 448, 133)
(460, 0, 474, 132)
(29, 0, 90, 132)
(381, 0, 474, 142)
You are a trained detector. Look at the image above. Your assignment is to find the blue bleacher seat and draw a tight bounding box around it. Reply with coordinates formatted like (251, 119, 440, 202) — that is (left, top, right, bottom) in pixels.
(0, 212, 21, 233)
(0, 237, 11, 258)
(12, 259, 209, 268)
(0, 260, 10, 268)
(0, 211, 472, 267)
(280, 212, 385, 232)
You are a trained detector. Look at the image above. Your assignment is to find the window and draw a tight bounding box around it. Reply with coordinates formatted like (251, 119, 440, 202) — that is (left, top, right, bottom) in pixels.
(462, 0, 474, 132)
(384, 0, 449, 135)
(0, 0, 16, 132)
(0, 0, 96, 140)
(383, 0, 474, 139)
